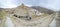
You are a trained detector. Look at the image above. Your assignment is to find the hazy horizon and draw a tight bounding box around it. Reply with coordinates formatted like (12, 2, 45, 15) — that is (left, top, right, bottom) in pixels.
(0, 0, 60, 11)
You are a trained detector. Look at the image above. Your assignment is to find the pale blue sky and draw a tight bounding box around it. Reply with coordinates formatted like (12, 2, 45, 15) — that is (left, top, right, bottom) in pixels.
(0, 0, 60, 11)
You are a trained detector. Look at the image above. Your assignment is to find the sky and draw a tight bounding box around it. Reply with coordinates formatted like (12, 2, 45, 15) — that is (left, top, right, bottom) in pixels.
(0, 0, 60, 11)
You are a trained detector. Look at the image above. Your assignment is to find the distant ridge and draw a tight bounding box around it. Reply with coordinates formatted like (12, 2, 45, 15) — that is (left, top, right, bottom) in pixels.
(31, 6, 54, 14)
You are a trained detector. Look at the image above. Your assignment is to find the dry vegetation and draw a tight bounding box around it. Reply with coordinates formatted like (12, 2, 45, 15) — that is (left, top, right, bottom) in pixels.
(0, 9, 8, 20)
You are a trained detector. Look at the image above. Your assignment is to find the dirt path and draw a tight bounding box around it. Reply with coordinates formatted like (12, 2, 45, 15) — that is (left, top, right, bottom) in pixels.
(5, 17, 14, 27)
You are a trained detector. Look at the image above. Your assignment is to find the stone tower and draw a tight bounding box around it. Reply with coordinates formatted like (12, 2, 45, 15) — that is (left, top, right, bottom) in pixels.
(20, 3, 25, 8)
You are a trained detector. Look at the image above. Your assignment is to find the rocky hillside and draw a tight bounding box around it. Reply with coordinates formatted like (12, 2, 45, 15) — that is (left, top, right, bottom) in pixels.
(0, 8, 14, 20)
(31, 6, 54, 14)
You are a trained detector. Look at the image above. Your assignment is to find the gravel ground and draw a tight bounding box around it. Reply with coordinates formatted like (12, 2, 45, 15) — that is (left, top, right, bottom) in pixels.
(5, 15, 56, 27)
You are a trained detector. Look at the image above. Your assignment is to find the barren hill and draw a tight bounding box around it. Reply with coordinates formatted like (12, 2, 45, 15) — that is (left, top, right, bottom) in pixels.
(31, 6, 54, 14)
